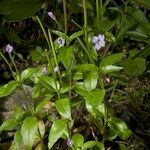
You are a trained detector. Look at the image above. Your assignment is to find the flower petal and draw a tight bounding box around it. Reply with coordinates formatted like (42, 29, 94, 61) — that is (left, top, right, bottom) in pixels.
(92, 36, 99, 43)
(57, 37, 65, 47)
(95, 43, 102, 50)
(98, 34, 105, 41)
(48, 12, 56, 20)
(54, 66, 60, 73)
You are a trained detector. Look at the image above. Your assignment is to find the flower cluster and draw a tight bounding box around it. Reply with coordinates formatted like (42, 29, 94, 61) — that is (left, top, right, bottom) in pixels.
(92, 34, 105, 51)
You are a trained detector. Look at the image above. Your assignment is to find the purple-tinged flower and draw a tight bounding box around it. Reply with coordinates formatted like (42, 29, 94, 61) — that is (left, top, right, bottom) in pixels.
(48, 12, 56, 20)
(56, 37, 65, 47)
(6, 44, 13, 53)
(92, 34, 105, 50)
(54, 66, 60, 73)
(67, 139, 73, 147)
(42, 67, 48, 74)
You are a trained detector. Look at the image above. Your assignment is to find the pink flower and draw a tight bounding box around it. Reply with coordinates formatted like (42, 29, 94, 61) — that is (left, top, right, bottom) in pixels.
(42, 67, 48, 74)
(54, 66, 60, 73)
(56, 37, 65, 47)
(48, 12, 56, 20)
(67, 139, 73, 147)
(92, 34, 105, 50)
(6, 44, 13, 53)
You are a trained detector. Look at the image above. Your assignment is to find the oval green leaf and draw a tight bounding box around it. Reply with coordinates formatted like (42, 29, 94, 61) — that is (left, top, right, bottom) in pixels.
(55, 98, 72, 120)
(107, 117, 132, 140)
(21, 116, 38, 149)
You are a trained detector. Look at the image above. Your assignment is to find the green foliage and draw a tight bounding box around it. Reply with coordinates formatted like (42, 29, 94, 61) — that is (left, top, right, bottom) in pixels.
(0, 80, 18, 98)
(55, 98, 72, 120)
(123, 58, 146, 76)
(21, 116, 38, 149)
(107, 117, 132, 140)
(0, 0, 42, 21)
(48, 119, 68, 149)
(0, 0, 149, 149)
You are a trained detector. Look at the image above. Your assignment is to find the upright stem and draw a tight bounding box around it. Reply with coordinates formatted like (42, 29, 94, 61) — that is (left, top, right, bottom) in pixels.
(0, 52, 16, 80)
(36, 16, 51, 50)
(63, 0, 67, 34)
(83, 0, 88, 50)
(9, 53, 19, 75)
(48, 29, 59, 69)
(77, 37, 94, 64)
(99, 0, 103, 23)
(48, 29, 62, 87)
(96, 0, 100, 29)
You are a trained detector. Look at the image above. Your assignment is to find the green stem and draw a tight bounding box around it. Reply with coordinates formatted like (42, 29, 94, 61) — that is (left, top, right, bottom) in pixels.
(102, 42, 111, 58)
(71, 19, 82, 29)
(36, 16, 51, 50)
(0, 52, 16, 80)
(48, 29, 59, 70)
(69, 73, 72, 99)
(83, 0, 89, 50)
(99, 0, 103, 22)
(48, 29, 62, 99)
(55, 20, 65, 32)
(63, 0, 67, 34)
(77, 37, 94, 64)
(96, 0, 100, 29)
(9, 53, 19, 75)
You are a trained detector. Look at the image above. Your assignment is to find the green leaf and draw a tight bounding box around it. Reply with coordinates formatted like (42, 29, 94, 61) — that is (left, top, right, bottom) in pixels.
(119, 144, 128, 150)
(123, 58, 146, 76)
(132, 0, 150, 9)
(0, 80, 18, 98)
(116, 17, 137, 42)
(82, 141, 97, 149)
(86, 89, 105, 118)
(99, 142, 105, 150)
(39, 76, 60, 92)
(74, 82, 88, 97)
(134, 46, 150, 58)
(126, 30, 148, 40)
(76, 64, 98, 72)
(21, 116, 38, 149)
(0, 119, 18, 131)
(0, 0, 42, 21)
(72, 133, 84, 149)
(32, 85, 41, 99)
(7, 31, 21, 43)
(48, 119, 67, 150)
(51, 30, 69, 43)
(105, 32, 116, 42)
(35, 95, 53, 113)
(69, 30, 84, 42)
(59, 46, 75, 71)
(107, 129, 117, 141)
(14, 130, 23, 150)
(38, 120, 45, 139)
(21, 68, 38, 81)
(83, 71, 98, 91)
(13, 106, 25, 121)
(107, 117, 132, 140)
(128, 7, 148, 23)
(100, 53, 124, 67)
(101, 65, 123, 73)
(55, 98, 72, 120)
(86, 89, 105, 107)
